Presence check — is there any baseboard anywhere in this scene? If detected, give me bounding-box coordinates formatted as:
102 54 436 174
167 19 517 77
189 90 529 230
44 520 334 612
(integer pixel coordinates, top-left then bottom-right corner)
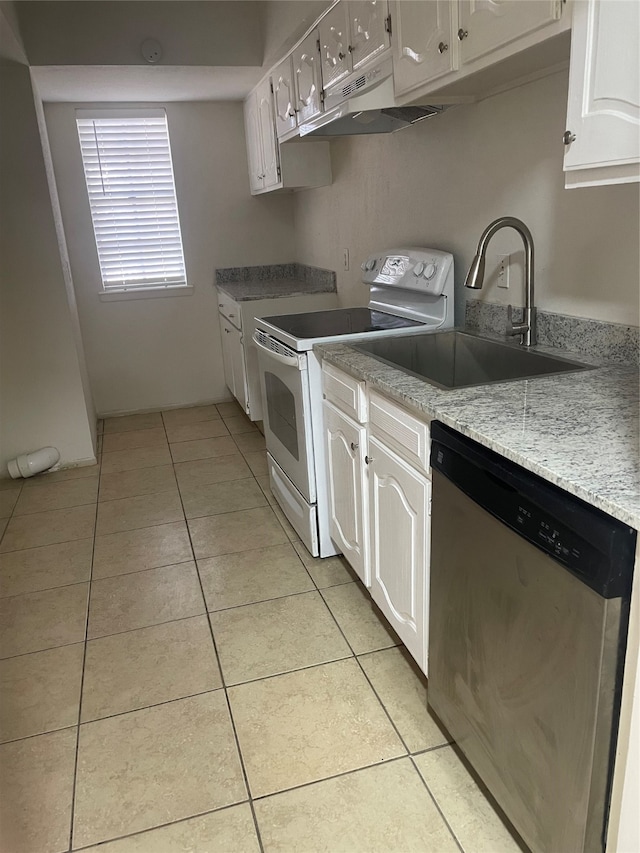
97 397 235 419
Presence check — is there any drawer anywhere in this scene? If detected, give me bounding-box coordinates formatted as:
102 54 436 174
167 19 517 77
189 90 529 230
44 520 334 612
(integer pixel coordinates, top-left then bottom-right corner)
369 391 430 476
322 362 367 424
217 291 241 329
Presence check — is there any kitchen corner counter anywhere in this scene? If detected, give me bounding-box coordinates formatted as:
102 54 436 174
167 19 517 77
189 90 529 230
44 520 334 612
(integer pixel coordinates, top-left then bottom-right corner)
216 278 336 301
316 340 640 529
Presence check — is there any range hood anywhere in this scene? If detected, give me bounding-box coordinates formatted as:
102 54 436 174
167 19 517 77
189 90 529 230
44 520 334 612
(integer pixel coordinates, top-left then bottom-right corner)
298 63 445 138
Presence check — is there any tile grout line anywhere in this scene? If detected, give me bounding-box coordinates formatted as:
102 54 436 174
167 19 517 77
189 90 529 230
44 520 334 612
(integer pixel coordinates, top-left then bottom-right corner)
68 438 102 852
408 752 466 853
167 410 267 853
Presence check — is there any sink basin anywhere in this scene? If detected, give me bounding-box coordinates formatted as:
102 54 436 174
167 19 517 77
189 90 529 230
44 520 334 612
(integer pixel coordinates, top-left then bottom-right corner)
353 331 591 389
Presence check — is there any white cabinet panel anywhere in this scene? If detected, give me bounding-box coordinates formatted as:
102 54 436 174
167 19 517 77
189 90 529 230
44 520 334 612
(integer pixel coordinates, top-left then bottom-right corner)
256 78 280 189
324 400 369 585
319 2 352 90
458 0 561 65
220 319 248 414
243 92 264 193
391 0 456 95
293 30 323 126
349 0 390 71
369 435 429 672
564 0 640 187
273 56 297 140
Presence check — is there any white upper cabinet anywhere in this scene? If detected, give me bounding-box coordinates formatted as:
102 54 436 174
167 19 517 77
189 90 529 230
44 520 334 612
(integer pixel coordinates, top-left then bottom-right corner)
244 75 331 196
391 0 569 102
244 80 280 193
273 56 298 139
292 30 324 126
320 1 390 94
457 0 561 66
319 2 352 91
349 0 391 71
391 0 457 96
563 0 640 188
256 78 280 188
243 92 264 193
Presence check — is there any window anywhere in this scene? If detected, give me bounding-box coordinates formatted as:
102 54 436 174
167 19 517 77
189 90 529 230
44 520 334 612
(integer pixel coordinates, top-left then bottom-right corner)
76 109 188 295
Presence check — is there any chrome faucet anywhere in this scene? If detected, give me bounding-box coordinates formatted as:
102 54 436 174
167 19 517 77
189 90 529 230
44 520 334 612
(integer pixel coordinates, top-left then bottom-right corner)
464 216 536 347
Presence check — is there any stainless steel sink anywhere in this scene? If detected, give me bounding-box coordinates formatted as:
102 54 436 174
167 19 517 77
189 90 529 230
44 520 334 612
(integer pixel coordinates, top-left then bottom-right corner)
353 331 591 389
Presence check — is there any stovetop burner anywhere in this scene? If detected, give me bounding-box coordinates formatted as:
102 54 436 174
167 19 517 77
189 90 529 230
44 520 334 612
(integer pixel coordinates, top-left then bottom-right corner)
260 307 424 339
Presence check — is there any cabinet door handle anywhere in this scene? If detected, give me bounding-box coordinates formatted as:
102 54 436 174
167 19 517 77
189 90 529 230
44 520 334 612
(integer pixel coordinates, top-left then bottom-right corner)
228 313 235 318
224 328 230 334
438 42 448 54
365 455 373 465
563 130 576 145
457 28 468 40
350 442 358 452
338 51 346 60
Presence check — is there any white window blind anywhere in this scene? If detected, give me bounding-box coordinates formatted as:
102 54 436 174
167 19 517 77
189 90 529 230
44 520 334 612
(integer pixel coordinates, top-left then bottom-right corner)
76 110 188 292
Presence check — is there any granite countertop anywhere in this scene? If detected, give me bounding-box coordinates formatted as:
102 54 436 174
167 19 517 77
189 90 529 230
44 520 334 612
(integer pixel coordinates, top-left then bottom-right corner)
216 278 336 301
316 338 640 529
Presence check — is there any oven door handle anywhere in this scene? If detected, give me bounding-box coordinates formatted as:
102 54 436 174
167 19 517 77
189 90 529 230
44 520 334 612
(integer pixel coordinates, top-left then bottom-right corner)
252 330 301 368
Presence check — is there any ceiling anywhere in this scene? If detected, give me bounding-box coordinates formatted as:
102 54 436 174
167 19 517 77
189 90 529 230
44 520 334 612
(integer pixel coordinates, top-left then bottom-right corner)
5 0 331 102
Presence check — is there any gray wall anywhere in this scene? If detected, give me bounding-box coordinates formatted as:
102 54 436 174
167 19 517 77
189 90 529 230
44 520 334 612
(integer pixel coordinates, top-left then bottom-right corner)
0 63 95 471
293 70 640 327
45 100 297 415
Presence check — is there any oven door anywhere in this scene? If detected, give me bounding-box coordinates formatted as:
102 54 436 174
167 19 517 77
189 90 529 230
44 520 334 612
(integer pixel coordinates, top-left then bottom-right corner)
253 331 316 503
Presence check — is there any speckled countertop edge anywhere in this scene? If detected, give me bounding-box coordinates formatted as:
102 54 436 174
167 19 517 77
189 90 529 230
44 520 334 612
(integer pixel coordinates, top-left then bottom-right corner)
216 278 337 301
316 336 640 529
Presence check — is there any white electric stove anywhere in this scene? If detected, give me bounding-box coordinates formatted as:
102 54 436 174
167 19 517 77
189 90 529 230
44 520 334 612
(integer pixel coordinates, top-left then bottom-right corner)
252 248 454 557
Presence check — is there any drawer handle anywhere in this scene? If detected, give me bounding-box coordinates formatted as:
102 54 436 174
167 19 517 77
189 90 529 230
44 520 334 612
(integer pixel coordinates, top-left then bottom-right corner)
350 442 358 452
365 455 373 465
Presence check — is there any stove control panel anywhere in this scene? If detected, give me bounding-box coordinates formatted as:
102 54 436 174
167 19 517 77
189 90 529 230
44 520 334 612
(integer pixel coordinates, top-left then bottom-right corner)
361 247 453 296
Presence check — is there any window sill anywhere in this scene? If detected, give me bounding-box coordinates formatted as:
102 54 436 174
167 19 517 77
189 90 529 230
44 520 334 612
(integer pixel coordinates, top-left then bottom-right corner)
99 285 194 302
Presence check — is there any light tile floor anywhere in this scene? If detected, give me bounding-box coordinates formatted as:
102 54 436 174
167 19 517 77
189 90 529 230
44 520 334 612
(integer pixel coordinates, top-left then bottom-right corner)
0 402 526 853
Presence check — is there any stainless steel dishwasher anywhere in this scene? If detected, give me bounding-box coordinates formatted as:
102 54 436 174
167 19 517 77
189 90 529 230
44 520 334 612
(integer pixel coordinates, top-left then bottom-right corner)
428 422 636 853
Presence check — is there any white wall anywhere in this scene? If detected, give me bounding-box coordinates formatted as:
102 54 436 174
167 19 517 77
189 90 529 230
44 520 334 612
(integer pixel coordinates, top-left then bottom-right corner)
0 63 95 472
44 100 296 415
293 70 640 327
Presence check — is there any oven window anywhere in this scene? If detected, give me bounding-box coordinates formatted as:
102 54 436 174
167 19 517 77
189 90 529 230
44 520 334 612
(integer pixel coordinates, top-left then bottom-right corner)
265 372 299 460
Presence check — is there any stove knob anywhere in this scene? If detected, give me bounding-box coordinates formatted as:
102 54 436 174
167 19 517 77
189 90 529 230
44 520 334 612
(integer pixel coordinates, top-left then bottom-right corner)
360 261 368 271
423 263 437 280
367 258 377 271
413 262 425 276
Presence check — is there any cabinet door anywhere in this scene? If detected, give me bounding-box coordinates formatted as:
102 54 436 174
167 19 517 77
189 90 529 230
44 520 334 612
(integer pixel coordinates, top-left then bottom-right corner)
293 30 323 125
220 320 248 414
256 78 280 188
368 435 429 672
220 318 237 399
391 0 456 95
324 401 369 585
349 0 390 71
319 2 352 91
272 56 297 139
243 92 264 192
458 0 560 66
564 0 640 186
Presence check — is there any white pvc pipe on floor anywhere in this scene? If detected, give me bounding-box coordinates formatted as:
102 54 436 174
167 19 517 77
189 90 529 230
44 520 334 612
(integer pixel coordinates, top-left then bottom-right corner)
7 446 60 479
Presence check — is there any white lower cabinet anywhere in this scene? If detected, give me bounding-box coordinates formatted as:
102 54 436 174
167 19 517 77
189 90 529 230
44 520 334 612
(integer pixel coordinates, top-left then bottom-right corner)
322 361 431 673
368 435 430 673
323 400 369 585
220 319 248 415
